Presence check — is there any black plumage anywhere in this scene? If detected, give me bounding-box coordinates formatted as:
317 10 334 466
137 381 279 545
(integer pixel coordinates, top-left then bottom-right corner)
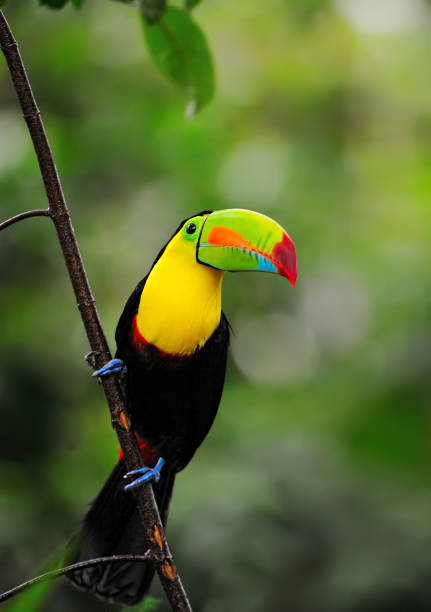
68 216 230 605
116 274 229 471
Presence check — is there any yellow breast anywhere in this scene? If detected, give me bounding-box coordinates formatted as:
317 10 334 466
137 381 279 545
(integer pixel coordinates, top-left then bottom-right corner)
136 231 224 356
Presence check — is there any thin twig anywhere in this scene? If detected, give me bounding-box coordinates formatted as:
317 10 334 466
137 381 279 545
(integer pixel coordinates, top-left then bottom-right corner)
0 10 192 611
0 552 152 603
0 208 50 231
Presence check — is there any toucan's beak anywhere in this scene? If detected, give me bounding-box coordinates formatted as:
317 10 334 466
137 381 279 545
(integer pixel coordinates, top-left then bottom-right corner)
197 209 297 286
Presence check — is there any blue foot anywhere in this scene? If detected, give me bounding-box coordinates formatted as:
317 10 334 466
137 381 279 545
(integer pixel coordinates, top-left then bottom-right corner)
92 358 127 378
123 457 165 491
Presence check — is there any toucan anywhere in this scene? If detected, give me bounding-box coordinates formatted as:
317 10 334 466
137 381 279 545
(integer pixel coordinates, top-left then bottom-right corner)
67 208 297 605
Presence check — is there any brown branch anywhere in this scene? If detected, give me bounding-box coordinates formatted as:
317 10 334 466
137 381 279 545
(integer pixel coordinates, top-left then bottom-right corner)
0 10 192 612
0 208 50 231
0 552 152 603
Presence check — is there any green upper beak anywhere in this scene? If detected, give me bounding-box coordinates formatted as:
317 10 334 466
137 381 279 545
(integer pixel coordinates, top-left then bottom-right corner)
197 209 297 286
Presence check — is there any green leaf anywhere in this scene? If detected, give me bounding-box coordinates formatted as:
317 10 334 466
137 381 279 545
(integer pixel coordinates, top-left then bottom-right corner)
111 0 141 8
38 0 69 8
70 0 84 8
143 6 215 116
4 578 53 612
184 0 202 10
4 552 66 612
124 596 162 611
141 0 167 24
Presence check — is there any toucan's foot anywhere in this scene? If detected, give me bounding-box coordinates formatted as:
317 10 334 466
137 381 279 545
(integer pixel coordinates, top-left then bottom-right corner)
92 358 127 378
123 457 165 491
84 351 100 369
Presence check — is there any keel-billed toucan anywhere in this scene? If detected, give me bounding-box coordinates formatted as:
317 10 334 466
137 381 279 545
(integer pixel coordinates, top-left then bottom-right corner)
68 208 297 605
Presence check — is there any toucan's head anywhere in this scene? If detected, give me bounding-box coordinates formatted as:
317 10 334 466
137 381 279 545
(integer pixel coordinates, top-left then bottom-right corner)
138 209 297 355
163 208 297 286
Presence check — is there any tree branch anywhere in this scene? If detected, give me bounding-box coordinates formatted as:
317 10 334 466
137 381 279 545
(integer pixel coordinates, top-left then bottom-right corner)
0 208 50 231
0 10 192 611
0 552 152 603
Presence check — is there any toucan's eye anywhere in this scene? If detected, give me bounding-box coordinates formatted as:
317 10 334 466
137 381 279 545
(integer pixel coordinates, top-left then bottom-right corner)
186 222 197 235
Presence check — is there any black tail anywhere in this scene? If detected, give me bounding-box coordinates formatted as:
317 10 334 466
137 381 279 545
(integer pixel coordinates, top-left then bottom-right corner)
67 459 175 606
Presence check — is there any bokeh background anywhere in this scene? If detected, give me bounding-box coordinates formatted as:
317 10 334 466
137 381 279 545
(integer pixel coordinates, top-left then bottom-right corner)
1 0 431 610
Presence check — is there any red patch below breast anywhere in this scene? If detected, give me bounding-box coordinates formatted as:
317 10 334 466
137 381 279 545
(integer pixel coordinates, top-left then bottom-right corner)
131 315 149 350
131 314 194 359
117 434 157 468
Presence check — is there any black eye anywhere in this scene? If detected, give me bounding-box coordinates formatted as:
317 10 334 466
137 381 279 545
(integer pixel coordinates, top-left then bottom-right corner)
186 222 197 235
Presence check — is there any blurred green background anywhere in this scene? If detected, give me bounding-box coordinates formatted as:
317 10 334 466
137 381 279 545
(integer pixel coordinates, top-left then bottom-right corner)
1 0 431 610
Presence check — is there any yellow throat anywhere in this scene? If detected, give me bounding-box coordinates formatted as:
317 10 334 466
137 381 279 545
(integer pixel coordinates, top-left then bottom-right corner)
136 229 224 356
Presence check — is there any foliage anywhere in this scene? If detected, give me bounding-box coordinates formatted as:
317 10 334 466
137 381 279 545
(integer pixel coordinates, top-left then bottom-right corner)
125 596 162 611
142 7 214 116
4 552 67 612
38 0 214 114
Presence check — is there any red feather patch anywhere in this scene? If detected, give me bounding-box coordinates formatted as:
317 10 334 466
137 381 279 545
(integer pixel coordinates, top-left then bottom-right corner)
117 434 157 468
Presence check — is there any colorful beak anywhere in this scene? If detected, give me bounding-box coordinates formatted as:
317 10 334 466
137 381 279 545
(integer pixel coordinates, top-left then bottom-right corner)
197 209 297 286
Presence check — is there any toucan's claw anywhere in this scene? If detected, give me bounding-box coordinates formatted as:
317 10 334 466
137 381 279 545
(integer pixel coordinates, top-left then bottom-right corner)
123 457 165 491
92 358 127 378
123 466 152 478
84 351 100 369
